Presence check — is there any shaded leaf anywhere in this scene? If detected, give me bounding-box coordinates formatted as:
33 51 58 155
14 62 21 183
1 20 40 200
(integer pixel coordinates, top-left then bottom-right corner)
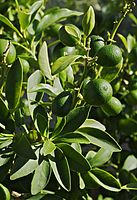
52 55 81 75
0 14 22 38
0 97 9 125
13 132 37 160
6 59 23 110
117 33 128 50
122 183 137 190
62 105 90 134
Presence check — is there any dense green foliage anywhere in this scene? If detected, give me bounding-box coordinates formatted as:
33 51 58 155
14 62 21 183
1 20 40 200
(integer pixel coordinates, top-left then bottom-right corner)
0 0 137 199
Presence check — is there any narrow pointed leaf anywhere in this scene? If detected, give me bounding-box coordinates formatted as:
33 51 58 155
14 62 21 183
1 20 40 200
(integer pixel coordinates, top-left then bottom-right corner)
80 119 106 131
82 6 95 36
31 160 51 195
49 148 71 191
78 127 121 152
52 55 81 75
6 59 23 110
0 97 9 125
57 143 91 172
38 41 52 80
0 14 22 38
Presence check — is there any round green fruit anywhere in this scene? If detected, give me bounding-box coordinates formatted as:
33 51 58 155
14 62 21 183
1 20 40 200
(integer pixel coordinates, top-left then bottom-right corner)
83 78 113 106
97 44 122 67
59 25 79 47
0 39 16 64
101 96 122 116
52 91 73 117
90 35 105 56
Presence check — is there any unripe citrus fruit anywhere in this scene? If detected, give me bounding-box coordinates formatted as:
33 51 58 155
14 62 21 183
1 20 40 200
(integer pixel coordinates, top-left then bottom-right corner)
52 91 73 117
101 96 122 116
0 39 16 64
97 44 122 67
83 78 113 106
59 25 79 47
90 35 104 56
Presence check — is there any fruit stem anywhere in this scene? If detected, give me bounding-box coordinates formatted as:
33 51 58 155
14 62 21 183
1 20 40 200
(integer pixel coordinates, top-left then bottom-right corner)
109 2 135 42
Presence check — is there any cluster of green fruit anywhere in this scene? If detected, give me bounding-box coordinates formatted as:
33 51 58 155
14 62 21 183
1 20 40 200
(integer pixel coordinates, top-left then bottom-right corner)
83 78 122 117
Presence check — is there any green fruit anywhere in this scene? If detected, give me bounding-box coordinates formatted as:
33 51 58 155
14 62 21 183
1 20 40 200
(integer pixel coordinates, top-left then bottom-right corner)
0 39 16 64
83 78 113 106
52 91 73 117
101 96 122 116
126 89 137 105
59 25 79 47
97 44 122 67
90 35 104 56
0 184 10 200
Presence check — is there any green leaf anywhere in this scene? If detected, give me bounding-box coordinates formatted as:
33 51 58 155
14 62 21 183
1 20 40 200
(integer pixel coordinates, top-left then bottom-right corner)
117 33 128 50
61 105 90 134
86 148 113 167
127 34 136 53
18 8 30 30
0 184 10 200
80 119 106 131
0 97 9 125
36 7 83 34
82 169 121 192
27 70 43 117
41 139 56 156
38 41 52 80
29 1 43 23
82 6 95 36
13 132 37 160
65 24 81 40
6 59 23 110
122 155 137 171
128 13 137 24
31 160 51 195
101 58 123 82
57 143 91 173
52 55 81 75
10 156 38 180
33 105 48 136
26 194 45 200
53 132 90 144
28 83 59 97
49 148 71 191
0 14 22 38
78 127 121 152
